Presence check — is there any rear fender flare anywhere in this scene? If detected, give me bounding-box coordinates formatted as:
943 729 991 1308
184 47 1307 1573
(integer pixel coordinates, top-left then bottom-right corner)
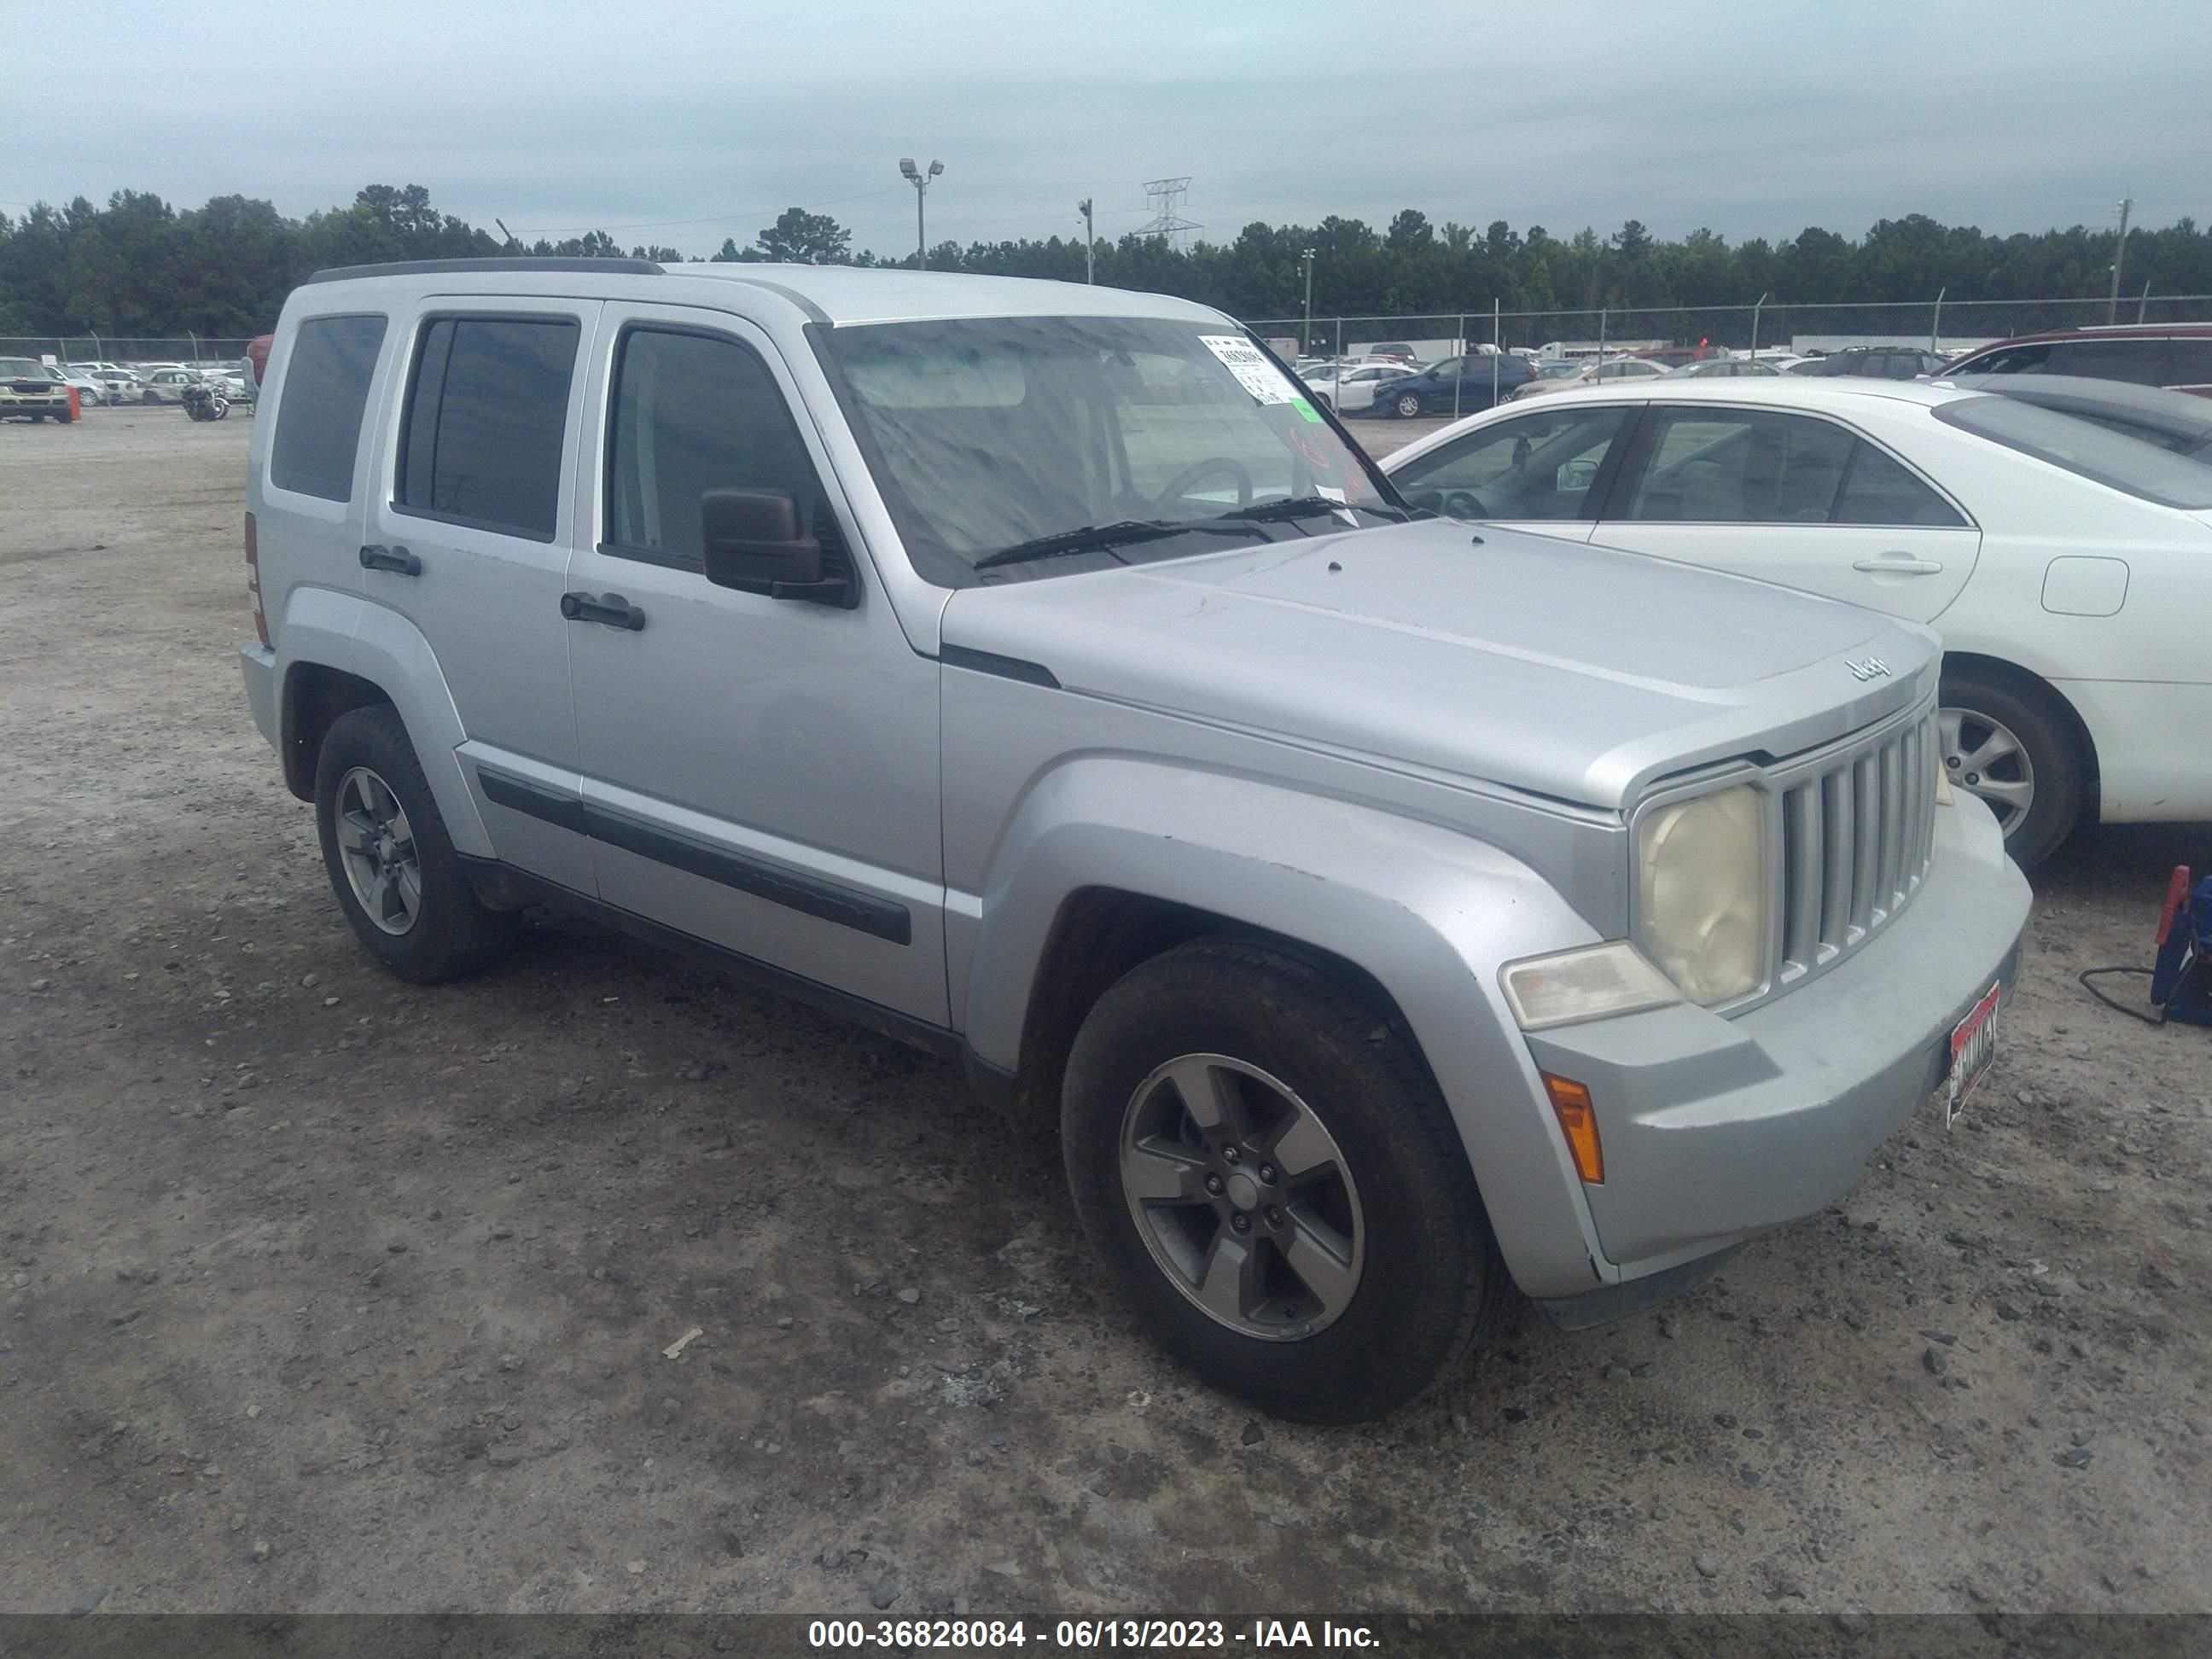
276 586 491 856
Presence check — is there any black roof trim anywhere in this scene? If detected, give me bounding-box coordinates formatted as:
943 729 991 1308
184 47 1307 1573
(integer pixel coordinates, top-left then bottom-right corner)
305 257 665 285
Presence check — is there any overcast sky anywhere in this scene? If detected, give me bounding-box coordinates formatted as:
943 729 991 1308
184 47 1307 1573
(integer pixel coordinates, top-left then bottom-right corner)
5 1 2207 259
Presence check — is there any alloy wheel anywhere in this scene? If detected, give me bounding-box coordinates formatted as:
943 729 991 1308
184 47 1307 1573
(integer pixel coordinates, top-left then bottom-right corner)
1119 1053 1365 1342
334 765 422 934
1939 704 2034 837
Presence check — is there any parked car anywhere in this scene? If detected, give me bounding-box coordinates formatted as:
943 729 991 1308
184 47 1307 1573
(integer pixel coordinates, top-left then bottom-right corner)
1946 373 2212 461
1381 377 2212 865
1368 352 1536 417
1939 323 2212 398
1664 358 1784 378
241 259 2027 1421
1788 346 1950 380
198 364 252 400
137 368 207 405
92 370 144 404
0 358 76 422
1301 361 1416 413
54 364 109 405
1363 341 1418 364
1511 356 1671 400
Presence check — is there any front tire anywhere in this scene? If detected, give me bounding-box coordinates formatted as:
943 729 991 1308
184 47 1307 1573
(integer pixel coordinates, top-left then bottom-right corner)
1391 390 1425 419
1062 937 1505 1422
1938 667 2086 870
314 704 520 982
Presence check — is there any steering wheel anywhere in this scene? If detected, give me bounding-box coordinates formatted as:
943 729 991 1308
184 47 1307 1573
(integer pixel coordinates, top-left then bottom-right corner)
1440 490 1492 519
1150 457 1254 514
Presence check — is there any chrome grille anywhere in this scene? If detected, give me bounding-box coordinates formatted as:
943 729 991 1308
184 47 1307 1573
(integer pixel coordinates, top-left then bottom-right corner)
1775 703 1938 989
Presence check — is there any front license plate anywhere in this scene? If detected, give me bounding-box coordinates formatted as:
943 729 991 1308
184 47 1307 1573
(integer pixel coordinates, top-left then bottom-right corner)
1945 981 2002 1126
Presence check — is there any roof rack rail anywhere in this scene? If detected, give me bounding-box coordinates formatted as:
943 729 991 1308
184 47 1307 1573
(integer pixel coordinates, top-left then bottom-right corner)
305 256 665 284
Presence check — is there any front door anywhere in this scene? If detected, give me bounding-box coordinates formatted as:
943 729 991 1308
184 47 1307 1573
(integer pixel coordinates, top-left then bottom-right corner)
1385 400 1636 538
563 307 946 1026
1590 404 1982 623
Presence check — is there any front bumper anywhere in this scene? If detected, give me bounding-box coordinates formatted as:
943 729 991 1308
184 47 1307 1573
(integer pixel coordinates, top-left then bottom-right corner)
1522 791 2029 1300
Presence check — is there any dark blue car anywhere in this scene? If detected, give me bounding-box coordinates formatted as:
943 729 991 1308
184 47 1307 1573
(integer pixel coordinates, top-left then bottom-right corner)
1366 352 1536 418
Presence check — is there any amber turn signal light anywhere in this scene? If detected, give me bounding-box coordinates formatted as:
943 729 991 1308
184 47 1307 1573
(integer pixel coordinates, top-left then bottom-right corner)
1541 1072 1604 1185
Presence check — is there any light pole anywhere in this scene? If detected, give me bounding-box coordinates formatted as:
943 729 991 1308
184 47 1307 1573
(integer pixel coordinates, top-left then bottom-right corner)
2106 195 2133 323
899 157 943 270
1301 247 1316 352
1078 197 1095 284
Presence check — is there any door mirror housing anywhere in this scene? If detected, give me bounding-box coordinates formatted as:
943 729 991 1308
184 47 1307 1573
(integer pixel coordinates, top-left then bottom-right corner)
700 488 849 604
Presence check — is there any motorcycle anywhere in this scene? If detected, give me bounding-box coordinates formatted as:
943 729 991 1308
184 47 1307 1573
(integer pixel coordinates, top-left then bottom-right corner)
181 381 230 422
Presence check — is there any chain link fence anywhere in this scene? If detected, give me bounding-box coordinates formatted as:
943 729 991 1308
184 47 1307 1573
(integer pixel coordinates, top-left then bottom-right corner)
1 336 257 366
1244 294 2212 361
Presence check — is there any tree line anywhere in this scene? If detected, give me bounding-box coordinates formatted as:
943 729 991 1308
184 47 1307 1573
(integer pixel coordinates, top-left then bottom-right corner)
4 182 2206 341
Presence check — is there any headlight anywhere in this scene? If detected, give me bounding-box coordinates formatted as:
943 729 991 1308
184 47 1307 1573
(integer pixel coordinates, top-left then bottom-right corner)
1636 783 1768 1004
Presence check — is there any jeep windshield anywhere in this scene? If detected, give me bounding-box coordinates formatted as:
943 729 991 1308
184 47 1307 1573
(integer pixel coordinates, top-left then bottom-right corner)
815 316 1404 585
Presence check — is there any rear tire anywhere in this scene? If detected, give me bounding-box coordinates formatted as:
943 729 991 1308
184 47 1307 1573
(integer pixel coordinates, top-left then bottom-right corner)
314 704 520 983
1938 667 2086 870
1062 936 1505 1422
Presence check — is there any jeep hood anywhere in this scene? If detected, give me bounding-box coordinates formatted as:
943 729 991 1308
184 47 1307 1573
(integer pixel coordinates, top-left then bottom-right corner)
939 518 1938 810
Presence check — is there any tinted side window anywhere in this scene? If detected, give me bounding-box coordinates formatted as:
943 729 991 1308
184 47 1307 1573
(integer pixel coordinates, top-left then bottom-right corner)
1626 410 1854 522
2161 340 2212 386
270 314 387 501
397 316 579 540
606 328 829 568
2042 339 2168 386
1833 445 1967 526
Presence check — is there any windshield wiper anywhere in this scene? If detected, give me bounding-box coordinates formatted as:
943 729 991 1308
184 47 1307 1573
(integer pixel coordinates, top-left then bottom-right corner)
971 518 1254 572
1214 496 1414 526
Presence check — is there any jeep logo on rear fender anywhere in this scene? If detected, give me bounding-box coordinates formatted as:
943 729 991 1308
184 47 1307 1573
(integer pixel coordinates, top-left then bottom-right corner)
1847 656 1891 682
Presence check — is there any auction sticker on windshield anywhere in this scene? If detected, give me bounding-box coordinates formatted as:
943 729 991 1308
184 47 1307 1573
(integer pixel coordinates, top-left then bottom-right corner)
1200 334 1300 405
1945 981 2000 1126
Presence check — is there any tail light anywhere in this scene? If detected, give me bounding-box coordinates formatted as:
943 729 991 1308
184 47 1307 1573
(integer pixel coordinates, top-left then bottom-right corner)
245 512 269 647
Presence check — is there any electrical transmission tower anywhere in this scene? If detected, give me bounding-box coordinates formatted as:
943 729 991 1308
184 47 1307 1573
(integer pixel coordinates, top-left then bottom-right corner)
1139 177 1201 248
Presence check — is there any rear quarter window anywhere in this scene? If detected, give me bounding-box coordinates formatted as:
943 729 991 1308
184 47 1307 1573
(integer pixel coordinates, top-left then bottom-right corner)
1936 393 2212 509
268 315 387 502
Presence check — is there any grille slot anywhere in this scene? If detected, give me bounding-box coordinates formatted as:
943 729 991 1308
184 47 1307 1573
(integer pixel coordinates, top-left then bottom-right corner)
1774 705 1938 988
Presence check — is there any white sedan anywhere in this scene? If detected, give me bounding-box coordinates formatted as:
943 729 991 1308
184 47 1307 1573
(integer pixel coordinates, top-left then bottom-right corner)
1300 361 1416 413
1379 376 2212 865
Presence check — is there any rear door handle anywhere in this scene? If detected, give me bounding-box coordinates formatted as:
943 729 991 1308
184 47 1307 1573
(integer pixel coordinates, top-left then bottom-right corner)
560 590 646 631
1852 554 1943 575
358 544 422 576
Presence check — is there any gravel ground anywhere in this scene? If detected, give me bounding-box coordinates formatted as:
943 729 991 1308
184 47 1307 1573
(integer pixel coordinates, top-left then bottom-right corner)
2 409 2209 1620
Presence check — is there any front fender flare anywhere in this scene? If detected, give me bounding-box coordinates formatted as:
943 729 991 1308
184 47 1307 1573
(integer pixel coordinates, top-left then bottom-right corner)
959 757 1616 1298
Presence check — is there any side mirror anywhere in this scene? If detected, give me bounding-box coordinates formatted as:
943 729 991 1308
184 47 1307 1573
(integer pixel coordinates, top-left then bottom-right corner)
700 488 848 604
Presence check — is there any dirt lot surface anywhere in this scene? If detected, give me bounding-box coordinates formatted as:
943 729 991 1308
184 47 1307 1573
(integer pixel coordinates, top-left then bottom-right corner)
3 410 2209 1621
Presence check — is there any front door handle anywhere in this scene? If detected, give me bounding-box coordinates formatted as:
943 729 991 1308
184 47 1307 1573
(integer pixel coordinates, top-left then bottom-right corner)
560 590 646 631
358 544 422 576
1852 554 1943 575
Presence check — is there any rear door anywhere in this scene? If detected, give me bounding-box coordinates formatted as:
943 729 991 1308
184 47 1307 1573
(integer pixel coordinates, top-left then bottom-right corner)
1385 399 1636 538
359 298 602 893
1588 403 1982 622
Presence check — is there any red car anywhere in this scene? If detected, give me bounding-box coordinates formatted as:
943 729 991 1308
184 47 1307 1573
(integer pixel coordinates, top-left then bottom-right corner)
1941 323 2212 398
